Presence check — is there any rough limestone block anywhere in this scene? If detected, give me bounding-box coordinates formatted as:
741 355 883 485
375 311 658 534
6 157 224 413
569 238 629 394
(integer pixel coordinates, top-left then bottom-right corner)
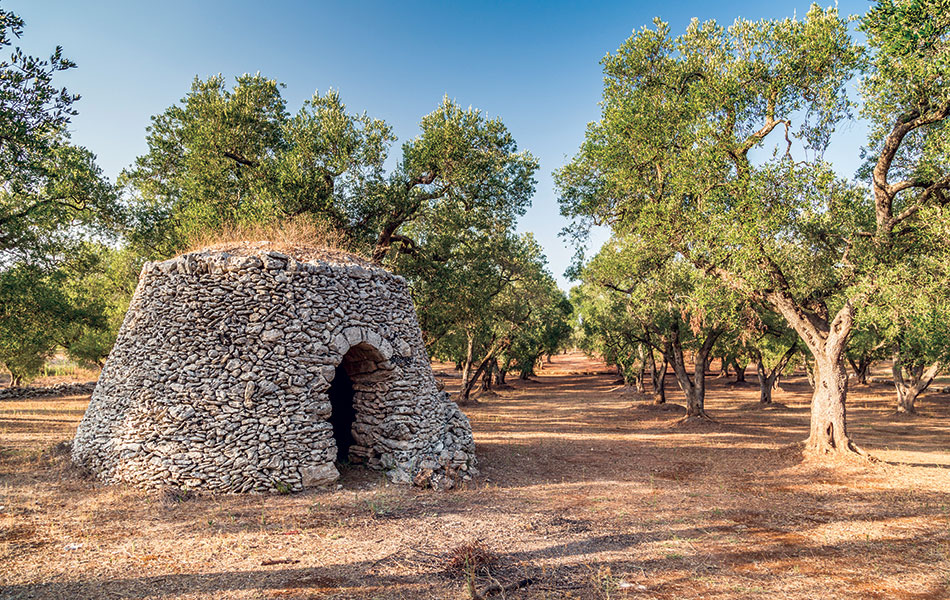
300 463 340 487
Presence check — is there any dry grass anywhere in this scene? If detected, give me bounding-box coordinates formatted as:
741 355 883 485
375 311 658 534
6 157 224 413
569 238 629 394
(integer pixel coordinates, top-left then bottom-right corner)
445 540 498 575
2 353 950 599
183 217 373 267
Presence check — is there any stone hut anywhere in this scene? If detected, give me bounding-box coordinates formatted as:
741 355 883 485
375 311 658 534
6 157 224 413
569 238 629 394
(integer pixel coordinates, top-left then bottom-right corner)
72 244 476 493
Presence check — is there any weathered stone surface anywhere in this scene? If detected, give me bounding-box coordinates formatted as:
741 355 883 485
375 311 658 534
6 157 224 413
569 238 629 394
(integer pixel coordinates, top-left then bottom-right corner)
72 246 477 494
300 463 340 487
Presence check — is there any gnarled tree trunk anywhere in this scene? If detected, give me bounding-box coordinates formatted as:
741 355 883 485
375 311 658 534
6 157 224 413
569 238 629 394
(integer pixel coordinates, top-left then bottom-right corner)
644 348 666 404
635 350 647 394
892 357 941 415
754 345 797 404
848 356 873 385
808 356 852 451
734 360 747 383
716 355 732 379
665 329 721 419
460 347 499 403
755 359 773 404
460 333 474 395
767 293 859 454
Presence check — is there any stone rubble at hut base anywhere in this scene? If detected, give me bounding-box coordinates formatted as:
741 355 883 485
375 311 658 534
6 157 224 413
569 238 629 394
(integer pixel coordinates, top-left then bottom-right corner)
71 246 477 493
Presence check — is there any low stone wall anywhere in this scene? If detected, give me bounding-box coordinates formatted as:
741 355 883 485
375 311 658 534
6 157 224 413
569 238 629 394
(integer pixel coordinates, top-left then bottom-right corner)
72 248 477 493
0 382 97 400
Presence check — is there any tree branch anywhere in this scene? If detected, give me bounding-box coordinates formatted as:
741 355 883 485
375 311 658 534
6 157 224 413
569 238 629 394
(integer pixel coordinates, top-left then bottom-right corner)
222 151 258 167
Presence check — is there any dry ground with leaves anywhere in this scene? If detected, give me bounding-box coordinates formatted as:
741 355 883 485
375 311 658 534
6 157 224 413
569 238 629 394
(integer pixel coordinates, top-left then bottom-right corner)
2 352 949 599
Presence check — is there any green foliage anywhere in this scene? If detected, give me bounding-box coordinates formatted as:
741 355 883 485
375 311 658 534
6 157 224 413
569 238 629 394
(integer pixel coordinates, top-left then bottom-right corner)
372 97 537 263
61 244 143 367
123 79 537 264
861 0 950 137
122 80 542 369
575 235 740 363
408 232 566 366
862 227 950 369
559 1 950 443
122 76 393 255
571 280 645 384
859 0 950 247
0 263 101 384
556 6 864 289
499 273 572 379
0 6 119 262
0 6 122 384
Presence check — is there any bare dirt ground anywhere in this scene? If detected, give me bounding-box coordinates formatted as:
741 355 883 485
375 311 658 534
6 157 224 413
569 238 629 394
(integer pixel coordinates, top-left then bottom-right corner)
2 352 950 599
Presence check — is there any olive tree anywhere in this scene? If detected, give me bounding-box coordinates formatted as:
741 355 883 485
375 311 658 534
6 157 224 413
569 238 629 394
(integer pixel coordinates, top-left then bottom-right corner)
0 7 118 263
557 1 950 454
578 236 741 418
123 79 537 264
0 6 120 383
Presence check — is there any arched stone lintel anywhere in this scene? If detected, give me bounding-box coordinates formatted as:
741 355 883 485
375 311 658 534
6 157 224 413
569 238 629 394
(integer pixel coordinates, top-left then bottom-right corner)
329 326 395 363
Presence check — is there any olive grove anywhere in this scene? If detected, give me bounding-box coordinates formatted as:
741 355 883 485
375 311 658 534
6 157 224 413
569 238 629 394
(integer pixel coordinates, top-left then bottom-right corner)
557 0 950 454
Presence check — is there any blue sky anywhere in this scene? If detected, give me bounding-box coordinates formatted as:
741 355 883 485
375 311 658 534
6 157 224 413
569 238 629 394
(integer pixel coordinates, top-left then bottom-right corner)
13 0 872 288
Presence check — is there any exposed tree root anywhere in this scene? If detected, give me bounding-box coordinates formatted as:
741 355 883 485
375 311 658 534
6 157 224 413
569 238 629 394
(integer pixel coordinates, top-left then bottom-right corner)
803 437 878 463
674 412 719 427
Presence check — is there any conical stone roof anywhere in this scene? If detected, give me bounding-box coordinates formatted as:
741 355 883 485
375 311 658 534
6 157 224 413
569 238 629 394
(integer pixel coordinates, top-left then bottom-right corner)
72 246 476 493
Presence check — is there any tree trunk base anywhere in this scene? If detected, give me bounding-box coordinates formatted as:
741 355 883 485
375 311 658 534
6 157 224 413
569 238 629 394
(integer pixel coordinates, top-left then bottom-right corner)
675 411 717 426
895 402 918 416
803 436 875 461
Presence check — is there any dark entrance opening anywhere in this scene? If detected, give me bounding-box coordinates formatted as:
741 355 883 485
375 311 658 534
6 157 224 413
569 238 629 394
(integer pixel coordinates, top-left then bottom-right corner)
327 364 357 462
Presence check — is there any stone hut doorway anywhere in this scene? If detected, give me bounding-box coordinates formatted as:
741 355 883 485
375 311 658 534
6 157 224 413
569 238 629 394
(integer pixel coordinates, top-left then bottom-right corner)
327 364 356 462
326 340 391 466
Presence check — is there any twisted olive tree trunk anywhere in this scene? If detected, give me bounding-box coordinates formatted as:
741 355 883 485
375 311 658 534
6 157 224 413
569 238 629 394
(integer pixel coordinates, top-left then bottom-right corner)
635 348 647 394
460 332 474 396
767 292 858 454
644 347 667 404
734 359 747 383
848 356 873 385
754 345 797 404
892 357 941 414
716 355 733 379
664 329 722 419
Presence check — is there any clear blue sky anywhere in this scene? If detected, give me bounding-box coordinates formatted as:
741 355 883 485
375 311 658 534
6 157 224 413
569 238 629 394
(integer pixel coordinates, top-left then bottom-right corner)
13 0 872 288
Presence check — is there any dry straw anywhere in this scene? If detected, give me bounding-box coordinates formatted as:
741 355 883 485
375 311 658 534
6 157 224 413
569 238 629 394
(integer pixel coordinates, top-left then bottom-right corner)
183 217 375 267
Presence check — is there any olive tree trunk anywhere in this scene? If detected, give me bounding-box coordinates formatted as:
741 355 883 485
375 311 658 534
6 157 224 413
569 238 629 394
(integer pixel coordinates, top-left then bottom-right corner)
848 356 873 385
460 332 474 394
664 329 721 419
460 335 504 404
734 359 747 383
767 293 858 454
644 348 667 404
635 348 647 394
754 345 797 404
891 358 941 415
716 355 733 379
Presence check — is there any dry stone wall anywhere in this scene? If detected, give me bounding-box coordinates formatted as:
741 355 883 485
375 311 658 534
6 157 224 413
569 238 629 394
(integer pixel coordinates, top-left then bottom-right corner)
72 247 476 493
0 382 97 400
